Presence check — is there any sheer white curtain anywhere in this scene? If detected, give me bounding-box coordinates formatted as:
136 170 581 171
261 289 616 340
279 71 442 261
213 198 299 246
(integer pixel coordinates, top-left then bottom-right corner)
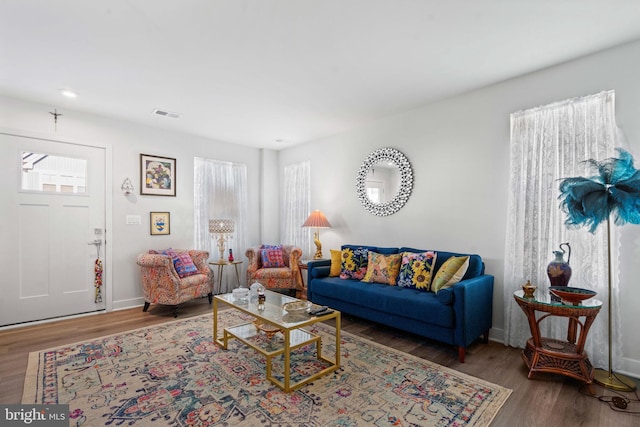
504 90 622 370
194 157 248 293
282 161 311 258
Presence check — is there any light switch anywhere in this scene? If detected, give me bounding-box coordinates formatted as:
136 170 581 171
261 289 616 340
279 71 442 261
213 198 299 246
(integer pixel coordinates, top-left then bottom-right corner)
126 215 142 225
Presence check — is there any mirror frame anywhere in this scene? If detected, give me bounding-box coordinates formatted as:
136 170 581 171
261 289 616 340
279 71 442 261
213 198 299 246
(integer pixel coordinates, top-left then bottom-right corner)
355 147 413 216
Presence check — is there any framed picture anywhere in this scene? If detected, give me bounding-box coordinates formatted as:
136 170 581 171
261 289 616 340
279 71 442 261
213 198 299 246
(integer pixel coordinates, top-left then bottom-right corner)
150 212 170 235
140 154 176 196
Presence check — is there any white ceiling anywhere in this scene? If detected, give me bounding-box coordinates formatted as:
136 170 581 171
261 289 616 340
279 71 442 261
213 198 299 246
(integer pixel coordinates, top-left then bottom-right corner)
2 1 640 150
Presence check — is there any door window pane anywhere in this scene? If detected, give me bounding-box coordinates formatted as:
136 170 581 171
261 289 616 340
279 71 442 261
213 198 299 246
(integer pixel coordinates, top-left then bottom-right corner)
21 152 87 194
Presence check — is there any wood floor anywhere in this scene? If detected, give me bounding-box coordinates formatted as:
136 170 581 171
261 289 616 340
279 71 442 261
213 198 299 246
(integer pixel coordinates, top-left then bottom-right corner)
1 297 638 426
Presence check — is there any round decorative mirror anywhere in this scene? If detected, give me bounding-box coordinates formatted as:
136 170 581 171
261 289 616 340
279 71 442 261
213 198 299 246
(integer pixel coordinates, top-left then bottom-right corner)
355 147 413 216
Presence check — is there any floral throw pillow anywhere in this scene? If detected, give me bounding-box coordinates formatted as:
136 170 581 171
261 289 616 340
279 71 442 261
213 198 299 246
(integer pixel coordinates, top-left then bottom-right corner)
260 244 285 268
397 251 437 291
362 252 402 285
340 247 369 280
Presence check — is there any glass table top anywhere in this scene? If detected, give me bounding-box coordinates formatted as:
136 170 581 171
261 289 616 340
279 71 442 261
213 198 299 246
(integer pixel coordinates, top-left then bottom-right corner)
215 290 329 328
514 289 603 309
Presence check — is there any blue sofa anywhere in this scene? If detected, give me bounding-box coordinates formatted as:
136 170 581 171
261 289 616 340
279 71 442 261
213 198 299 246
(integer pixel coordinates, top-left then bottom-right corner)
306 245 494 362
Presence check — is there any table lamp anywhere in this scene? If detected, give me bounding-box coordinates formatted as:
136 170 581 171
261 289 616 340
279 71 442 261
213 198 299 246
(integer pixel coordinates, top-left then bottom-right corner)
209 219 234 263
302 210 331 259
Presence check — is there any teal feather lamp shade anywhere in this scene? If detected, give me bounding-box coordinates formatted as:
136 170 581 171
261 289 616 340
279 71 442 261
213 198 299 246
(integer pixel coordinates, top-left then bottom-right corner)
558 148 639 391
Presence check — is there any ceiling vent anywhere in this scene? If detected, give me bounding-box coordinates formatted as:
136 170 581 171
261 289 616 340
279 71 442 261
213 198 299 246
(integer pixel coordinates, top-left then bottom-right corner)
153 109 181 119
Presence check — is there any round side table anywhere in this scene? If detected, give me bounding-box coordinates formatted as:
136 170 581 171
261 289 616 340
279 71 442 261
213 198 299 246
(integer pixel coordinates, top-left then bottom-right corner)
209 260 243 294
513 289 602 389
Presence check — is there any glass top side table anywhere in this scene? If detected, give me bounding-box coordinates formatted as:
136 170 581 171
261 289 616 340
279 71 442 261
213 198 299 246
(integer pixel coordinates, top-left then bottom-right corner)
513 289 602 389
209 260 243 294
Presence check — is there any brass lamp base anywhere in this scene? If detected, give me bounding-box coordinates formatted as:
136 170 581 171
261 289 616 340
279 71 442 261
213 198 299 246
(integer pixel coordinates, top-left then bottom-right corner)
593 368 637 392
312 231 323 259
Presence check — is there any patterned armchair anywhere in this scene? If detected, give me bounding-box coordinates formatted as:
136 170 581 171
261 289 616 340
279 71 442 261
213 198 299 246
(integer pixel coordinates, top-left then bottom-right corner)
245 245 303 296
136 249 213 317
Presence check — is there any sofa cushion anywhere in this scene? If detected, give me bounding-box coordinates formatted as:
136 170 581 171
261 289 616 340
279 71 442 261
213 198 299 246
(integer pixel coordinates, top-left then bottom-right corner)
329 249 342 277
260 244 285 268
310 277 454 328
399 248 483 279
342 244 399 255
339 246 369 280
362 252 402 285
432 256 470 292
397 251 437 291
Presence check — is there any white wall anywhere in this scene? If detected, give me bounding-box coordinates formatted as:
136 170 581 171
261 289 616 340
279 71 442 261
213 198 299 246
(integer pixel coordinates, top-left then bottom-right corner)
279 39 640 377
0 95 266 310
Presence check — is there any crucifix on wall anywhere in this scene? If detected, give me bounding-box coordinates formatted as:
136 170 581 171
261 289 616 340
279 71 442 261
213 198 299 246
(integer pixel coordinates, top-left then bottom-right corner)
49 108 63 132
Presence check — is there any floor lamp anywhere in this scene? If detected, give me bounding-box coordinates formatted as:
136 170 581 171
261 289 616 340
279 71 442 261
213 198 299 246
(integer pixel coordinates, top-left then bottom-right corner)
592 217 636 391
559 148 638 392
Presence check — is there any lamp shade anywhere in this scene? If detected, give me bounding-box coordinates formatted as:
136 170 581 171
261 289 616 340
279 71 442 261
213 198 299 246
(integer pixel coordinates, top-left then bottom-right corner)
302 210 331 228
209 219 234 234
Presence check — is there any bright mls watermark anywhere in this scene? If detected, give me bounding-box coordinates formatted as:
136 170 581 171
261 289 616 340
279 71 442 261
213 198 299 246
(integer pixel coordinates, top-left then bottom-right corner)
1 405 69 426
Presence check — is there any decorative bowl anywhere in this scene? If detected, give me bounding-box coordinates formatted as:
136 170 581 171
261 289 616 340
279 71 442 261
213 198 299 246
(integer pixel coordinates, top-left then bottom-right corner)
232 287 249 302
283 301 309 317
253 320 281 339
549 286 597 304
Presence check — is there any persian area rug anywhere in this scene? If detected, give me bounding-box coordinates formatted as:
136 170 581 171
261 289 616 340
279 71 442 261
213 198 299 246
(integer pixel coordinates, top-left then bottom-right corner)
23 311 511 427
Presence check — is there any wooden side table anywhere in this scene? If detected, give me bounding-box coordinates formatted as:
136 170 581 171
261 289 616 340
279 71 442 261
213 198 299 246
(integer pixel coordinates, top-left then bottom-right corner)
513 290 602 388
298 259 328 300
209 260 243 294
298 261 309 300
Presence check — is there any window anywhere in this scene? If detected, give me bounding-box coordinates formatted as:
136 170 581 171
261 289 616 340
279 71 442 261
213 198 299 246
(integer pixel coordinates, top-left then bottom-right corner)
504 90 618 369
21 152 87 194
194 158 248 292
282 161 311 258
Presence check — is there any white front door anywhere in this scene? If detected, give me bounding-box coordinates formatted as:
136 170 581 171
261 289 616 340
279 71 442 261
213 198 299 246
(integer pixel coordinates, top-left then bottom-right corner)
0 133 107 326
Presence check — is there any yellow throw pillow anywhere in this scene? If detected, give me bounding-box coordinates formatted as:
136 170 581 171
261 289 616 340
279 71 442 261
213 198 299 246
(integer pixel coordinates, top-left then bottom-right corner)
362 252 402 285
330 249 342 277
432 256 469 293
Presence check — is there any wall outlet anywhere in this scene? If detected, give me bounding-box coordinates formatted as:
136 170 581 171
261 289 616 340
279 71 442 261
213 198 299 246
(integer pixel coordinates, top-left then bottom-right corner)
126 215 142 225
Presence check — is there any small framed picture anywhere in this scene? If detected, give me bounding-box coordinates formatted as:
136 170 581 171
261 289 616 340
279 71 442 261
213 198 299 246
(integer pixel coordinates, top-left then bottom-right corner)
150 212 170 235
140 154 176 196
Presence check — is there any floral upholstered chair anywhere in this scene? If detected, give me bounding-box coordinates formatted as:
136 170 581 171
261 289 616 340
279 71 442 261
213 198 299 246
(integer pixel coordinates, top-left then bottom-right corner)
136 249 213 317
245 245 303 297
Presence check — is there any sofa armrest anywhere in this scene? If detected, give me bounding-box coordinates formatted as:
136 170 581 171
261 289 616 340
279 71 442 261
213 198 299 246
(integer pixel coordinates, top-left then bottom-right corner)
136 253 181 292
137 253 173 269
188 250 212 277
450 274 494 348
308 259 331 279
245 246 261 275
306 259 331 301
289 247 302 276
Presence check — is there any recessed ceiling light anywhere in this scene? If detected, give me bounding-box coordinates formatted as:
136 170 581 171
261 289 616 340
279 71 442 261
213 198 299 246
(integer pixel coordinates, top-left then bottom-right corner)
60 89 78 98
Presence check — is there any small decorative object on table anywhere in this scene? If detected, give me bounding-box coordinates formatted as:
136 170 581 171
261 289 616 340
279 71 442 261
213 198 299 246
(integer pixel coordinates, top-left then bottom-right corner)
283 301 309 318
253 320 281 339
549 286 596 305
522 280 536 298
547 242 571 286
232 287 249 303
228 248 234 262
